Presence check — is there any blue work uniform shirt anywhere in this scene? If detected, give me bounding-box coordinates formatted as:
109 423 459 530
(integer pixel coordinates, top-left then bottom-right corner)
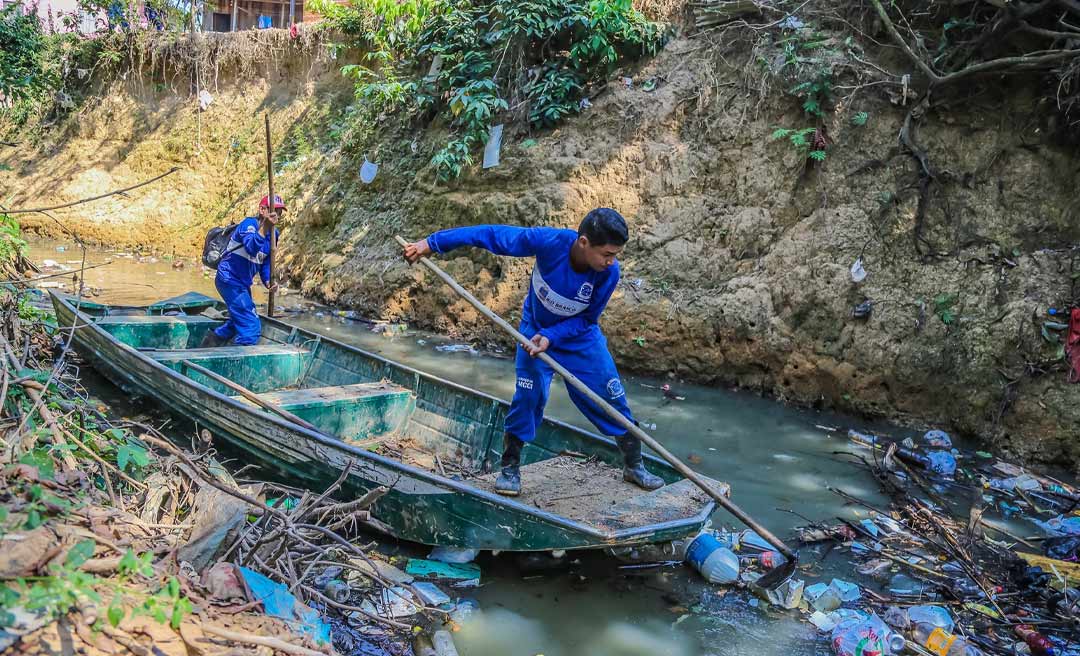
216 217 279 289
427 225 619 348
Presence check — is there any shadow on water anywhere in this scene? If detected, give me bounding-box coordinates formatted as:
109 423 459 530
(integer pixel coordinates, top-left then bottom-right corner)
30 238 921 655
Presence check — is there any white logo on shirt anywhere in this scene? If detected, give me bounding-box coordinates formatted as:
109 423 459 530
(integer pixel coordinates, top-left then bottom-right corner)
517 376 534 390
531 269 589 317
606 378 625 399
576 282 593 302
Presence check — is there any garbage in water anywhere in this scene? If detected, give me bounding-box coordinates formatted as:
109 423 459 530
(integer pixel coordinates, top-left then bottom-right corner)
434 343 478 355
428 546 479 563
760 577 804 609
431 629 460 656
922 429 952 448
805 581 842 612
905 605 955 632
448 598 480 625
359 586 420 619
346 557 414 585
791 419 1080 656
831 612 904 656
684 532 739 584
412 581 452 606
405 558 481 586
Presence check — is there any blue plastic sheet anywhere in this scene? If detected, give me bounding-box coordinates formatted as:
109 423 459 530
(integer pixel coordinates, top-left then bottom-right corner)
238 566 331 645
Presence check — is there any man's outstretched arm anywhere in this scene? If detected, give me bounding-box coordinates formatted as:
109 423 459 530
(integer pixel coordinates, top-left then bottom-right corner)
404 225 546 262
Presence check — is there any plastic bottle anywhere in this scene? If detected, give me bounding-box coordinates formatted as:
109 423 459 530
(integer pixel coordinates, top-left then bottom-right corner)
684 533 739 584
322 579 351 604
912 622 984 655
739 551 786 569
1048 308 1065 317
907 606 954 633
831 613 905 656
1014 625 1057 656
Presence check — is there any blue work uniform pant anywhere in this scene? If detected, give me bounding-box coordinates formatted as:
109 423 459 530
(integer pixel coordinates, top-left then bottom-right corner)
505 337 634 442
212 278 261 345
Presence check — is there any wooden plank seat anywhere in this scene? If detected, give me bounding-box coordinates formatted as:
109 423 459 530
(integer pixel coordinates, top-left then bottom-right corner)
233 382 415 442
148 344 311 394
96 314 221 350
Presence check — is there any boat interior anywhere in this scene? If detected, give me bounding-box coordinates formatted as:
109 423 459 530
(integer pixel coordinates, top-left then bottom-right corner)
78 294 719 531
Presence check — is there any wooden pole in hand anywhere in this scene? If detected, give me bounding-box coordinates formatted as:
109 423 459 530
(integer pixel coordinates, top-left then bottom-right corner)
264 113 277 318
394 235 799 568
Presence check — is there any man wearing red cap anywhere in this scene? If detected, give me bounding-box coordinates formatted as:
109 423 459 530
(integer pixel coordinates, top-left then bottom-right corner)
205 195 284 346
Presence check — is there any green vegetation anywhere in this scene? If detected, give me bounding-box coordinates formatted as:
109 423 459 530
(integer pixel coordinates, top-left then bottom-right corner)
770 127 826 161
0 217 194 638
0 5 47 104
0 214 28 264
933 293 958 325
314 0 665 179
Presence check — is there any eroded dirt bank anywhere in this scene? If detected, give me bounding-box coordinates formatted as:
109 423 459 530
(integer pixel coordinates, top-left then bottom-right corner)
2 27 1078 467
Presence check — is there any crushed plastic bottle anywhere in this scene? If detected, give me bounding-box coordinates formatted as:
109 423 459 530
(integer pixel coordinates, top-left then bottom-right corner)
889 573 931 596
907 605 955 633
989 473 1042 492
449 598 480 625
807 583 842 612
830 579 861 602
435 344 478 355
912 622 984 655
740 551 786 569
684 532 739 584
1033 515 1080 537
1015 624 1057 656
883 606 910 630
831 612 905 656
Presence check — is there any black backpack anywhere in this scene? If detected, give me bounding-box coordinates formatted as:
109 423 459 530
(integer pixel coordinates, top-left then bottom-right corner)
201 223 242 269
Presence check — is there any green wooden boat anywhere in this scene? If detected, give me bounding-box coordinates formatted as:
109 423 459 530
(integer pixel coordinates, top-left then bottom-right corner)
51 291 726 552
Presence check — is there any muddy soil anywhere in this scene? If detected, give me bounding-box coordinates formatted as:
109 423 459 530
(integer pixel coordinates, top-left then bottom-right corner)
3 25 1079 468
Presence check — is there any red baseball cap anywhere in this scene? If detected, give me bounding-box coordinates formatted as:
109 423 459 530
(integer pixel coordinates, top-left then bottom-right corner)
260 194 286 209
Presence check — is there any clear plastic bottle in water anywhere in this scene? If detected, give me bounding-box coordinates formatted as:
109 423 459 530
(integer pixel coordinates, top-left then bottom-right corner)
831 613 905 656
906 606 954 633
912 622 984 656
684 533 739 584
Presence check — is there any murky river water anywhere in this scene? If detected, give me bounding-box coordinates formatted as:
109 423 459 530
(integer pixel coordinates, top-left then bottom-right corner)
27 239 948 656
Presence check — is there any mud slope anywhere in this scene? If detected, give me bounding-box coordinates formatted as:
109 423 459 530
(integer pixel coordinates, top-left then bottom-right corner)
3 28 1078 467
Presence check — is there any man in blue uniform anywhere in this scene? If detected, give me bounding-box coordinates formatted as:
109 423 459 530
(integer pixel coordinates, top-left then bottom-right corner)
205 195 283 346
403 208 664 496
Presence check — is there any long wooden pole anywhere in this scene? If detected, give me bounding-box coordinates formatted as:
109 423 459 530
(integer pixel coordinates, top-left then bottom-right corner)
395 235 798 563
264 114 277 318
179 359 319 433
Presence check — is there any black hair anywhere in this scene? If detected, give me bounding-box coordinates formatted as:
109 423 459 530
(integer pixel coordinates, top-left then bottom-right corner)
578 208 628 247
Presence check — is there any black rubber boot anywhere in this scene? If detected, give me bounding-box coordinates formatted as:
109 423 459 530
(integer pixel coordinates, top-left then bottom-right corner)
495 433 523 497
197 330 226 348
616 434 664 490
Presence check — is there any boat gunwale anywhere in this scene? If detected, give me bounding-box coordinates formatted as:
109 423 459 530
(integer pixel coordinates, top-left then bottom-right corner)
51 292 717 542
